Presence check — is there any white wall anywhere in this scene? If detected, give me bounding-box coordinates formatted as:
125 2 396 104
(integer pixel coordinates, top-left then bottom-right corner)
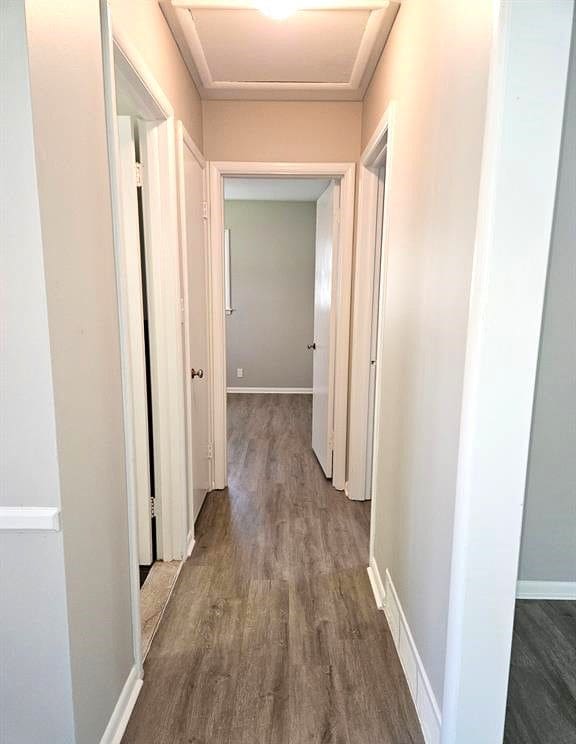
518 28 576 584
225 200 316 389
362 0 492 705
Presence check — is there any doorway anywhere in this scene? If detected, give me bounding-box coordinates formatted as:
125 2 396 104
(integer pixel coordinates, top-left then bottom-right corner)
208 163 356 493
176 124 213 533
348 105 394 505
102 16 190 674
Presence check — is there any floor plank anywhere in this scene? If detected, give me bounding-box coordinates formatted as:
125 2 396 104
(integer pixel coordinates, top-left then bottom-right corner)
504 599 576 744
122 393 423 744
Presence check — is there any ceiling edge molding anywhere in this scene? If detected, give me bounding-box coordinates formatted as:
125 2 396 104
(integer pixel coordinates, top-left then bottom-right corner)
160 0 401 101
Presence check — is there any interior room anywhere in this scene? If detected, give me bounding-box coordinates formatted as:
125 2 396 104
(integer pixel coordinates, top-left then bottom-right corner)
224 177 325 396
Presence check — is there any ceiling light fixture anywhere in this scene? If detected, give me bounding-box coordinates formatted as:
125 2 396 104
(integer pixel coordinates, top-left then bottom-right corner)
257 0 299 20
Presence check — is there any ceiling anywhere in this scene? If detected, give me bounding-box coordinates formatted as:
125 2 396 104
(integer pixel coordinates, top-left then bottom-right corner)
160 1 400 101
224 177 330 200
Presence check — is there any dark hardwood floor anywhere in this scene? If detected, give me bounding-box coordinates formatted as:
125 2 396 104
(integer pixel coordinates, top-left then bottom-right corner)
123 393 423 743
504 599 576 744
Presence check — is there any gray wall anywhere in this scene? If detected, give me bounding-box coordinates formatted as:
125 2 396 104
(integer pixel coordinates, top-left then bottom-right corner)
519 35 576 583
0 2 134 742
25 1 135 741
0 4 75 740
225 200 316 389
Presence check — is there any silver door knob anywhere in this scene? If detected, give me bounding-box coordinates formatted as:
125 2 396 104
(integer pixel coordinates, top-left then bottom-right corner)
191 368 204 379
307 343 316 350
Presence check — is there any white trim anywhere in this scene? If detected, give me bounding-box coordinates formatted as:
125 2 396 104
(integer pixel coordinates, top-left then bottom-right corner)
100 0 144 678
516 581 576 601
227 387 313 394
112 17 188 563
99 665 143 744
176 120 210 547
209 161 355 492
0 507 61 531
116 116 153 566
379 569 442 744
366 557 385 609
173 0 392 8
100 0 194 681
348 102 395 502
441 4 574 743
186 531 196 557
160 1 399 101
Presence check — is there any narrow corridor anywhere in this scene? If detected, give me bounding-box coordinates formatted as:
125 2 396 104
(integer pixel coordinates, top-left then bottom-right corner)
122 394 423 743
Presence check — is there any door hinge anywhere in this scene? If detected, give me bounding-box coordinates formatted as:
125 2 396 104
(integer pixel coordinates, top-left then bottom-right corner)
180 297 185 325
328 431 334 449
150 494 156 518
207 442 214 460
135 162 144 188
202 200 208 220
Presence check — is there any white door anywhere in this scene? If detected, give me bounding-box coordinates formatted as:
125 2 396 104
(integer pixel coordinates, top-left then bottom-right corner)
181 141 211 523
365 163 387 500
311 180 340 477
116 116 153 564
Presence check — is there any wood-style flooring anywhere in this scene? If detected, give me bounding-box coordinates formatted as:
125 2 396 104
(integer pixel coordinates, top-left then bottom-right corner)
504 599 576 744
122 394 423 743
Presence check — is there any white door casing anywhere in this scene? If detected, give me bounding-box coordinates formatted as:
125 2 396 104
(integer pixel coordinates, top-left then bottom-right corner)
116 116 153 565
364 163 387 502
348 103 394 502
207 161 355 492
312 181 340 477
179 126 212 523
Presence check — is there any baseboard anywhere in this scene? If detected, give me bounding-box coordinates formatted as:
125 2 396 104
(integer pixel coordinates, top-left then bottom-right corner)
99 665 143 744
516 580 576 600
226 387 313 394
367 556 386 609
367 557 441 744
186 531 195 558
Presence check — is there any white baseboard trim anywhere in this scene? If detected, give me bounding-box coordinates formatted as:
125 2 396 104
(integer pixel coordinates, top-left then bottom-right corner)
0 506 61 531
367 557 386 610
99 665 143 744
186 531 195 558
226 387 313 394
367 558 441 744
517 580 576 600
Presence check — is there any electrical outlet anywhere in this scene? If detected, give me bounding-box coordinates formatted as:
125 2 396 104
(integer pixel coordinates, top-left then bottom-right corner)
236 368 243 378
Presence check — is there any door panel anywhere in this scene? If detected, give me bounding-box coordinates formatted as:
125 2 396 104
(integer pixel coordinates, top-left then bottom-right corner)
116 116 152 564
365 163 387 500
312 181 339 477
182 144 211 523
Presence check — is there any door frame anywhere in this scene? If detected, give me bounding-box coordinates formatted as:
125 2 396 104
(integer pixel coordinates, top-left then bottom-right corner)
208 161 356 491
441 3 574 742
175 120 212 555
347 102 395 502
101 2 190 673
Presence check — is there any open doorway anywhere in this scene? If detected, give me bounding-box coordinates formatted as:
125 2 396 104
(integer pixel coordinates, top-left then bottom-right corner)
103 22 190 671
114 105 181 660
208 163 356 494
223 176 338 475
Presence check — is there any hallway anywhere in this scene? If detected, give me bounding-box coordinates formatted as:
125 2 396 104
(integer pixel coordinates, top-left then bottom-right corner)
122 394 423 743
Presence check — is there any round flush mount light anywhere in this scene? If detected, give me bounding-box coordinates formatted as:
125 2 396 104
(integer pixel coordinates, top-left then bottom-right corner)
257 0 299 19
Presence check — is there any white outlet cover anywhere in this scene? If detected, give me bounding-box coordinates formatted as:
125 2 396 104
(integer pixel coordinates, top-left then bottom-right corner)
237 368 243 378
